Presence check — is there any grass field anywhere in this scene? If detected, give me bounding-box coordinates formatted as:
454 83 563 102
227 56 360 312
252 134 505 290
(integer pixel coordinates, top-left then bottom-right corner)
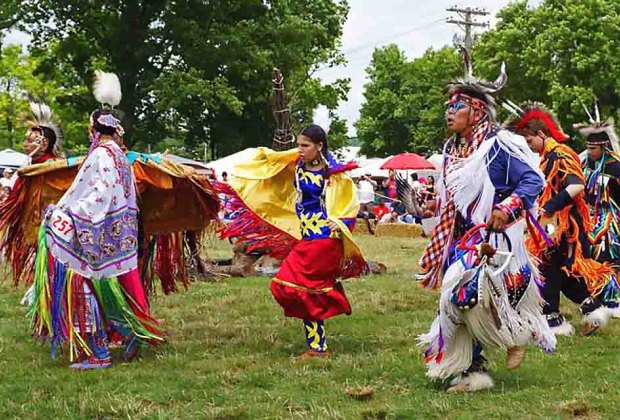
1 234 620 419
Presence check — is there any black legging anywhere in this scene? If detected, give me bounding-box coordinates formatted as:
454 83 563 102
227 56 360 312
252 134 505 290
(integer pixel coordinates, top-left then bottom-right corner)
541 244 598 315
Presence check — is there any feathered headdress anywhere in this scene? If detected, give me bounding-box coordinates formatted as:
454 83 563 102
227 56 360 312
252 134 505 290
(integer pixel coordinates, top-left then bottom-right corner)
26 98 64 157
93 70 122 108
573 102 620 153
90 70 124 137
503 100 569 142
445 46 508 122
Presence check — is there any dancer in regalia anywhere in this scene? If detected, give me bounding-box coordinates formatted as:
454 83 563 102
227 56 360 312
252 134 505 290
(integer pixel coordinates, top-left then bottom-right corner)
0 91 220 296
576 109 620 317
0 100 65 286
30 71 164 369
417 48 555 393
218 124 366 361
506 101 615 335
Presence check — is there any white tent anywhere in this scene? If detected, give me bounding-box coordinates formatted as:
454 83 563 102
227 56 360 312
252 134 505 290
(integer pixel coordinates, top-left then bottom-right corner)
349 157 391 178
427 153 443 171
0 149 28 169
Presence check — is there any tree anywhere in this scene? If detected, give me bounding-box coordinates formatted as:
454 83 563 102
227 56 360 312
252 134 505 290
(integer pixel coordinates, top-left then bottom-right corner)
357 0 620 155
475 0 620 147
356 45 460 157
0 0 21 37
21 0 350 158
0 44 88 152
355 45 411 157
326 113 349 152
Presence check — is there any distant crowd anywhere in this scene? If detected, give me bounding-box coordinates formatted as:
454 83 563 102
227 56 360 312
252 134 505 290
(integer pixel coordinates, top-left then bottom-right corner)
355 169 437 225
0 168 15 202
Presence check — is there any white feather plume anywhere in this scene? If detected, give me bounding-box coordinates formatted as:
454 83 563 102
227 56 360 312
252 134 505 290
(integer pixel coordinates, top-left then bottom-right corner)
93 70 122 107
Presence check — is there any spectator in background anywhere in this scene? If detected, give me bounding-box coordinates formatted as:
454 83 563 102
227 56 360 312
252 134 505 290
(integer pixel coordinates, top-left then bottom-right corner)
421 175 437 202
373 198 390 220
0 186 11 202
221 171 228 183
382 169 397 200
410 173 422 193
390 199 407 216
379 210 400 224
357 173 376 215
0 168 14 188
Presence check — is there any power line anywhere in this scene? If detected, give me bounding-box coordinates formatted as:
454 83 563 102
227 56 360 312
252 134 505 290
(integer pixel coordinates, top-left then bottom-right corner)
315 17 445 73
342 17 445 57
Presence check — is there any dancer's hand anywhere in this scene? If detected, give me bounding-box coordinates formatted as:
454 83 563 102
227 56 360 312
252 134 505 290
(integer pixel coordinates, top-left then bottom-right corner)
479 242 497 258
487 209 508 232
327 220 341 234
538 208 551 219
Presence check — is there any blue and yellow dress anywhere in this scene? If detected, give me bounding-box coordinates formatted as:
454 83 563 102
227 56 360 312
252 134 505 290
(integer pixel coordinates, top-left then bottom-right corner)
219 147 367 353
270 163 354 321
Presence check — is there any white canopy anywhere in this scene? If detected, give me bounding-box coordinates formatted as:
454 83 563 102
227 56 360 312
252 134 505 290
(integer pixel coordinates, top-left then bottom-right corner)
349 157 391 178
427 153 443 171
0 149 28 169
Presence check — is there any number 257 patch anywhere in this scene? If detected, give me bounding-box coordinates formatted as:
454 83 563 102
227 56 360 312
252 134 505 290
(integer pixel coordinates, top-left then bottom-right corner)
49 208 75 241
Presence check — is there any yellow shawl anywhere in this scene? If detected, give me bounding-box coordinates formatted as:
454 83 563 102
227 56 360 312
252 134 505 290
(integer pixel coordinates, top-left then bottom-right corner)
228 147 366 276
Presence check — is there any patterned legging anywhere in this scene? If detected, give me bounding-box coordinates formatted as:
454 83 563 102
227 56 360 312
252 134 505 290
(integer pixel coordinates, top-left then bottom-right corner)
303 320 327 352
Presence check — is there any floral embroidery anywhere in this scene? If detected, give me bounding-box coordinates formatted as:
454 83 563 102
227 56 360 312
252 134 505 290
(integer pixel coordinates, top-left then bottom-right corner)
101 243 117 257
120 236 137 252
109 220 124 237
78 230 95 245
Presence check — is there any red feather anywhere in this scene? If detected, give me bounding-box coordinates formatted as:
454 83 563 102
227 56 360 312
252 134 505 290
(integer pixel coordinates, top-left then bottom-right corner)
512 109 568 142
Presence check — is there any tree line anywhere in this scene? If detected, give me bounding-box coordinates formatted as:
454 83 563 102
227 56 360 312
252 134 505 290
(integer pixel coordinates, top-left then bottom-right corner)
0 0 350 158
357 0 620 157
1 0 619 159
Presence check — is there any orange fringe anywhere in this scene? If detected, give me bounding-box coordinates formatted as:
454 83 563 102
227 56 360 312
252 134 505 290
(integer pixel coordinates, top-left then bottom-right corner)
527 139 612 296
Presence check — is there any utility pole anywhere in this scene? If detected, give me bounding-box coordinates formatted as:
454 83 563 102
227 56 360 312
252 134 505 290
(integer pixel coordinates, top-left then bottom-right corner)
446 6 489 50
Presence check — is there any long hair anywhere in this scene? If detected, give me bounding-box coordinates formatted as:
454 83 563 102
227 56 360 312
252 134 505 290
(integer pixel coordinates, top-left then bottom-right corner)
300 124 329 158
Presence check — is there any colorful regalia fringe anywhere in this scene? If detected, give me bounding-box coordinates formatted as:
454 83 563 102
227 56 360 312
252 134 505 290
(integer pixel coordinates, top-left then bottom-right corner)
0 151 220 295
216 182 298 260
585 153 620 261
527 139 614 296
153 233 190 294
139 233 190 295
216 182 367 279
0 177 37 285
30 224 164 361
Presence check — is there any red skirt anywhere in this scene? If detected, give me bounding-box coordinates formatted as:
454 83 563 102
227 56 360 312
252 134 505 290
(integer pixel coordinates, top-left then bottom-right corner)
271 238 351 321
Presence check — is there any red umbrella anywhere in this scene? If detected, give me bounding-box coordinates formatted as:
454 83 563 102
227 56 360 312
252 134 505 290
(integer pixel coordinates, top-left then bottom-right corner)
380 152 435 170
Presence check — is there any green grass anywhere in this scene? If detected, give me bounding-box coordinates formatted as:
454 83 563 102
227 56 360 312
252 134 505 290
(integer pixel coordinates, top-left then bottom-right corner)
1 234 620 419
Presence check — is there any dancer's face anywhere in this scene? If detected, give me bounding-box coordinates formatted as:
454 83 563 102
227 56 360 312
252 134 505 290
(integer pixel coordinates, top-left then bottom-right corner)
446 102 472 134
23 129 47 157
587 144 604 161
297 135 323 163
523 130 546 154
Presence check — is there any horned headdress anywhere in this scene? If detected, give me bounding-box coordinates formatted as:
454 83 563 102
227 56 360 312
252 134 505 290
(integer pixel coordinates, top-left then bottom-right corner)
445 46 508 122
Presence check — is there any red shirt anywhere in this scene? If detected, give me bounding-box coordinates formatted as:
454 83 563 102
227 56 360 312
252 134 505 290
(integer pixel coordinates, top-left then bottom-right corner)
373 204 390 219
384 178 397 199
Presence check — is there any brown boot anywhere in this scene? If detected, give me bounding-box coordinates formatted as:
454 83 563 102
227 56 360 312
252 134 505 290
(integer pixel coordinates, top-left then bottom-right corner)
292 349 330 363
506 346 526 370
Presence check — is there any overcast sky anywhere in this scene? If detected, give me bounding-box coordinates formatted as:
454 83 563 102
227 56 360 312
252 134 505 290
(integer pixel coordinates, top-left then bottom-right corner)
315 0 542 135
4 1 540 136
